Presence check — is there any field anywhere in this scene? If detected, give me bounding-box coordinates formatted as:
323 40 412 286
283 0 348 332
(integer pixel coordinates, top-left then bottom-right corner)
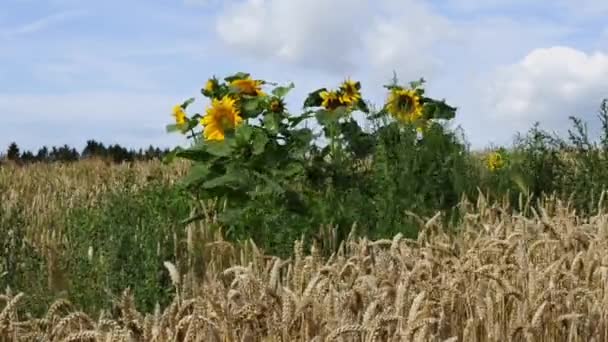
2 160 608 341
2 78 608 340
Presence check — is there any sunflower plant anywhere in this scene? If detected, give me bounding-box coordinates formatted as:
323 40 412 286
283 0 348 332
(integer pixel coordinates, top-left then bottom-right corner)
166 72 464 253
165 72 315 238
381 77 456 131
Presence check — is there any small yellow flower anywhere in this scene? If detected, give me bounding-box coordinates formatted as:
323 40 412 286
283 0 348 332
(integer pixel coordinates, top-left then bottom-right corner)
172 105 187 125
486 152 505 172
201 96 243 141
230 76 265 96
205 79 216 93
320 90 343 110
338 78 361 105
386 88 423 123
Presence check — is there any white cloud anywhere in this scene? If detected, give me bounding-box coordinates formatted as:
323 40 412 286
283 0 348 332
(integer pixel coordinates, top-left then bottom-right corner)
361 0 453 83
216 0 374 73
484 46 608 136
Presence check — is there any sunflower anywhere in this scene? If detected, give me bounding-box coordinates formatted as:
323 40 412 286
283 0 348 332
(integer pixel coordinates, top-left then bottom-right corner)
172 105 187 125
338 78 361 105
269 98 285 113
230 76 265 96
200 96 243 141
386 88 424 123
205 78 217 93
320 90 343 110
486 152 505 172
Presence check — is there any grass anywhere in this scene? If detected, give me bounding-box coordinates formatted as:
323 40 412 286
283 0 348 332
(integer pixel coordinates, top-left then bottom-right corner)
0 159 192 315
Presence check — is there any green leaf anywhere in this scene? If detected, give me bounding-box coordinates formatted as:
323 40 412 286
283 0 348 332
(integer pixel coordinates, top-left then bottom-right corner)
181 97 196 108
205 140 233 157
422 98 457 120
409 78 426 89
175 147 214 162
272 82 294 98
252 131 269 155
236 124 253 145
185 117 200 132
263 113 280 134
315 109 340 126
166 124 180 133
252 172 284 195
303 88 326 108
356 99 370 113
162 146 184 164
288 112 313 128
182 164 210 186
224 72 250 83
282 162 304 177
242 98 260 112
203 171 245 189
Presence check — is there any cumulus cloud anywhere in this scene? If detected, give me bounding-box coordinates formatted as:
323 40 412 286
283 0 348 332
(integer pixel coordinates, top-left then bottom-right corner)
485 46 608 136
216 0 370 73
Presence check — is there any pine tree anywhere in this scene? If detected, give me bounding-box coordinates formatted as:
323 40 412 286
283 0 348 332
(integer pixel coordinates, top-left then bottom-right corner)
7 142 20 161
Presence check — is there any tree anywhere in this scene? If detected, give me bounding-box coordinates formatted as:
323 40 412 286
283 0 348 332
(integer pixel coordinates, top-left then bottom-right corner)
50 144 79 162
82 140 107 159
36 146 49 162
21 151 36 163
7 142 20 162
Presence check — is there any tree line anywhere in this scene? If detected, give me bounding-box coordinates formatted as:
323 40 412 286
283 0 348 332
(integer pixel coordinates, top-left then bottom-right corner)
1 140 171 164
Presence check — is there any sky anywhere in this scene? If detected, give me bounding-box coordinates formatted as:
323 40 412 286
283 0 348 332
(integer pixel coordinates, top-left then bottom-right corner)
1 0 607 152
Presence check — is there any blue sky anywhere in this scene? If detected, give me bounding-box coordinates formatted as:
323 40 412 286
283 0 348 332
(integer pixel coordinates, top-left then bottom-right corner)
1 0 607 151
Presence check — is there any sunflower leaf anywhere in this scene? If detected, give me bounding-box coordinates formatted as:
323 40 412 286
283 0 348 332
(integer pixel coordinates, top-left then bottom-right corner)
162 146 184 164
263 113 280 134
303 88 326 108
243 98 260 112
205 140 233 157
236 124 253 145
181 97 196 108
166 124 180 133
181 164 211 187
356 99 370 113
202 171 245 189
422 98 457 120
252 131 269 155
272 83 295 98
288 112 313 128
224 72 250 82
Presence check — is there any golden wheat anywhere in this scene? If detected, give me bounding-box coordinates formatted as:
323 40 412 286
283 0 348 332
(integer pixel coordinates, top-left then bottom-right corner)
5 162 608 340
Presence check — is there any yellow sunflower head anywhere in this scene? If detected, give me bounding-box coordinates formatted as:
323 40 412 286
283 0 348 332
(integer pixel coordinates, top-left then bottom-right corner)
338 78 361 106
486 151 505 172
320 90 343 110
172 104 187 125
200 96 243 141
386 88 424 123
230 76 265 97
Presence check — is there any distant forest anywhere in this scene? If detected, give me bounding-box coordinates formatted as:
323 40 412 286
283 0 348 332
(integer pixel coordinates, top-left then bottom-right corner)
0 140 171 164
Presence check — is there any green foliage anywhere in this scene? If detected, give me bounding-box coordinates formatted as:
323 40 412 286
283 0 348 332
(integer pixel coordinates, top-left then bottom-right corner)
0 180 191 315
167 72 469 255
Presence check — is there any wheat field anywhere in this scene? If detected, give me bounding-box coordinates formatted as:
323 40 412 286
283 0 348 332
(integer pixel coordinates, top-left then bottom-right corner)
2 187 608 341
